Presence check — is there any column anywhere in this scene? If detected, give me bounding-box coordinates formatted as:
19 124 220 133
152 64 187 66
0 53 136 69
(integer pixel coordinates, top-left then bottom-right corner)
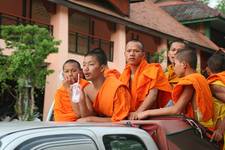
109 24 126 72
43 5 68 120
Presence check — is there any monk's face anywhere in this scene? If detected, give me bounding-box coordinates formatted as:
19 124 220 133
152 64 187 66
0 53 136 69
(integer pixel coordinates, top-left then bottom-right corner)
83 55 104 81
125 42 145 66
205 67 212 76
168 42 185 64
63 63 80 84
174 58 185 77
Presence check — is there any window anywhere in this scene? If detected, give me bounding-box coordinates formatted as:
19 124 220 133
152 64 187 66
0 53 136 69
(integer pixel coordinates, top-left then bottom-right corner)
69 11 114 61
103 134 147 150
15 134 98 150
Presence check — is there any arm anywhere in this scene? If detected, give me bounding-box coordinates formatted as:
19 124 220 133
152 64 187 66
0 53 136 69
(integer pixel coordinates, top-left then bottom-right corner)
136 88 158 112
128 88 158 120
78 88 96 117
211 118 225 142
210 84 225 103
137 85 194 120
77 116 111 122
69 89 82 118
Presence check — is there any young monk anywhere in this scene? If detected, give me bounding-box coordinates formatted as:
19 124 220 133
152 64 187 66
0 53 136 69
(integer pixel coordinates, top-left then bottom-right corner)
166 41 186 86
206 52 225 146
136 48 214 129
54 59 89 122
77 48 131 122
119 40 172 120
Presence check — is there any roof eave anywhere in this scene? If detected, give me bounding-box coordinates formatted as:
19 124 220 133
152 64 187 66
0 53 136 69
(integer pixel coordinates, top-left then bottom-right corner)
180 17 218 25
48 0 217 53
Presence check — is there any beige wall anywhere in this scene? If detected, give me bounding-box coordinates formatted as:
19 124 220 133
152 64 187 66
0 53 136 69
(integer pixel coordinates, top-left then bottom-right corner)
43 5 69 120
109 24 126 72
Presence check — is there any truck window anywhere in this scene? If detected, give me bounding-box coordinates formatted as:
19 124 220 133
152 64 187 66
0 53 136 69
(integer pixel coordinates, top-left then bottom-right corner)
15 134 98 150
103 134 147 150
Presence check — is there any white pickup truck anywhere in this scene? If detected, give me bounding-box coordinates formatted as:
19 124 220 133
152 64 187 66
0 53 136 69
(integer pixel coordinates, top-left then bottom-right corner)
0 116 219 150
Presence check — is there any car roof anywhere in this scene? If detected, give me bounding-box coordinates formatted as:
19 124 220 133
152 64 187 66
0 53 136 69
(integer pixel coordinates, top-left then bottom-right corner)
0 116 191 138
0 121 128 138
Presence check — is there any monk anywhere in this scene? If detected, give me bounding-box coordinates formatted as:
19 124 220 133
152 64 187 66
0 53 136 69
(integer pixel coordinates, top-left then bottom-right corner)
136 48 214 129
119 40 172 120
54 59 89 122
166 41 186 86
77 48 131 122
206 52 225 147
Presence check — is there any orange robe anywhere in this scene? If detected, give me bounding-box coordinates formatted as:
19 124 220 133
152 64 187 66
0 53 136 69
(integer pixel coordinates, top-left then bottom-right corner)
166 64 180 86
120 59 172 112
54 79 89 122
93 77 131 121
104 68 121 79
172 73 214 124
207 71 225 149
207 71 225 85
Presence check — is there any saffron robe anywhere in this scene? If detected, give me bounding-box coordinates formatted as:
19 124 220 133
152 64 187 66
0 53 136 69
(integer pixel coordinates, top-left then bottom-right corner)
208 71 225 123
173 73 214 127
93 77 131 122
104 68 121 79
54 79 89 121
207 71 225 149
120 59 172 112
166 64 180 86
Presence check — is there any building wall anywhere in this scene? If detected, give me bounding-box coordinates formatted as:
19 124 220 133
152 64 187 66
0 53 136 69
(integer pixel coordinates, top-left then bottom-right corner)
126 28 158 54
31 0 50 24
0 0 23 16
43 5 69 120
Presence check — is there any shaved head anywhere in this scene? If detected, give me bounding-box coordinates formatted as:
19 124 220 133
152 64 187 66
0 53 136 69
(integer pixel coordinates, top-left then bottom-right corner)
126 40 144 51
175 48 197 70
207 52 225 73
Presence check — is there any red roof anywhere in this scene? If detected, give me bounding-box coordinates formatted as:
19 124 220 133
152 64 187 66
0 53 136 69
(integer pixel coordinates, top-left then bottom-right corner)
129 0 218 50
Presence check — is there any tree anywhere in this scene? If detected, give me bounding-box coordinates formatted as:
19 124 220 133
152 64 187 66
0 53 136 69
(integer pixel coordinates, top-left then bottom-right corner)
199 0 225 14
0 25 60 121
217 0 225 14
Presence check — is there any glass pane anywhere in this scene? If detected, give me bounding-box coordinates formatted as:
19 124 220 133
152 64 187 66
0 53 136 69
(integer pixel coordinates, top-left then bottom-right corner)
101 40 113 61
69 33 76 53
103 135 147 150
77 34 88 55
89 38 100 50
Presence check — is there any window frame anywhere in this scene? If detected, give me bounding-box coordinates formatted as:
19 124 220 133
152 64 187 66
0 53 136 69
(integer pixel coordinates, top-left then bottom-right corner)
15 134 98 150
103 134 147 150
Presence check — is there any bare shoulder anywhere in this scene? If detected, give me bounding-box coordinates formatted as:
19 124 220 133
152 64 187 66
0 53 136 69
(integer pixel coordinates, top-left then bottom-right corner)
83 83 94 93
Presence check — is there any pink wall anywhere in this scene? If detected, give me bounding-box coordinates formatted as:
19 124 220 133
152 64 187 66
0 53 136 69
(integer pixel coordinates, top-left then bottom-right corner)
43 5 69 120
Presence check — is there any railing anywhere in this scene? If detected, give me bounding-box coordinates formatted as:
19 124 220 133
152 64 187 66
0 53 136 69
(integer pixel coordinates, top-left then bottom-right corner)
69 31 114 62
0 11 53 35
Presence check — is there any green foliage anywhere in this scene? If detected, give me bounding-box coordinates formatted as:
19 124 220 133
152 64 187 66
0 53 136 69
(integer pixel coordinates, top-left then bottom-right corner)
0 25 60 120
200 0 210 4
199 0 225 14
217 0 225 14
1 25 60 89
151 49 166 63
